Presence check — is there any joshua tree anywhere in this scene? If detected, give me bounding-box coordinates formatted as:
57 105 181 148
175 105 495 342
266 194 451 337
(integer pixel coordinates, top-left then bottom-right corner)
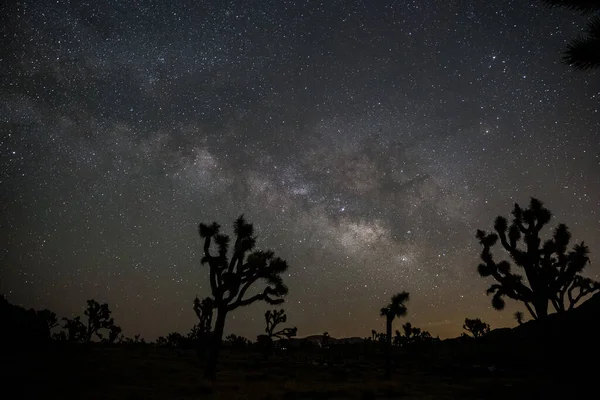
476 198 598 320
62 317 86 343
380 291 409 380
541 0 600 70
321 331 330 348
198 215 290 379
514 311 526 325
108 325 123 344
193 296 214 334
37 309 59 331
463 318 490 338
265 309 297 339
83 299 115 343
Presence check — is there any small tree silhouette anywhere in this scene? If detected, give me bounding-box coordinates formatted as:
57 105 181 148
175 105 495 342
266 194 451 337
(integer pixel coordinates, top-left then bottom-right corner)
476 198 599 319
380 291 409 380
83 299 115 343
108 325 123 343
321 331 330 348
514 311 526 325
193 296 214 334
265 309 297 339
541 1 600 70
62 317 86 343
37 309 59 331
463 318 490 338
198 215 290 379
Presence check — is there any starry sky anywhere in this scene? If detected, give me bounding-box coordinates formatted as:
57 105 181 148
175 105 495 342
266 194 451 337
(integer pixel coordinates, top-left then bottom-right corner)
1 0 599 340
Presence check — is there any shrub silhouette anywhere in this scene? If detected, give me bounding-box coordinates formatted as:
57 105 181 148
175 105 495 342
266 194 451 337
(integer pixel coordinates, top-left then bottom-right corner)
399 322 434 345
463 318 490 338
476 198 599 319
225 334 251 349
197 215 290 379
542 0 600 70
380 291 409 380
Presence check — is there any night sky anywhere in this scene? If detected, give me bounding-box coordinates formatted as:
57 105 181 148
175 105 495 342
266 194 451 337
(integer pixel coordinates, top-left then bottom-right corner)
1 0 599 340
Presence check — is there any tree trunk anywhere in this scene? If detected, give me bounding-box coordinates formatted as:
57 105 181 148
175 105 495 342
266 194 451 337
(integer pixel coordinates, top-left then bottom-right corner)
205 309 227 380
385 317 392 380
533 296 548 319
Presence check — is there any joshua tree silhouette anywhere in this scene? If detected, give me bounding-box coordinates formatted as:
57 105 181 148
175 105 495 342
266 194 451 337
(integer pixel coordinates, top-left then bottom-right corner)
107 325 123 343
541 1 600 70
62 316 86 343
83 299 116 343
192 296 214 357
198 215 290 379
476 198 599 319
463 318 490 338
265 309 297 339
514 311 526 325
380 291 409 380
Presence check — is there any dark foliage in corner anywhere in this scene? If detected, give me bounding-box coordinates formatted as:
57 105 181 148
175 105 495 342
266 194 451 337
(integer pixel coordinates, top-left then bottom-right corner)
541 1 600 69
197 215 290 379
476 198 599 319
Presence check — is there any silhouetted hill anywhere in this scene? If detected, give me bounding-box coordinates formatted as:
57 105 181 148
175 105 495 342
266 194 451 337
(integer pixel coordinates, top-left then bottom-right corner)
0 295 50 349
436 293 600 377
299 335 365 345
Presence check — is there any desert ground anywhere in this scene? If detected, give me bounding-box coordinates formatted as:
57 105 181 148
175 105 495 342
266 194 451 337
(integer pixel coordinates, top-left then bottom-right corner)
5 343 569 400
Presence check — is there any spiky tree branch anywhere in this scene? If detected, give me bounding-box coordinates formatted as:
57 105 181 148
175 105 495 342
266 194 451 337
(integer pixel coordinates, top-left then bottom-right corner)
541 1 600 69
476 198 599 319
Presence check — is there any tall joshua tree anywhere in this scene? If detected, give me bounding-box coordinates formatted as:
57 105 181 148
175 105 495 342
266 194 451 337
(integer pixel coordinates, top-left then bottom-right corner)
476 198 599 320
380 291 409 380
542 1 600 70
198 215 290 379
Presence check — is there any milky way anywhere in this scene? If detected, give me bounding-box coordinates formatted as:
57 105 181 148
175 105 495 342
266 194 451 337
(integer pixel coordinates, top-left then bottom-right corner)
2 0 599 339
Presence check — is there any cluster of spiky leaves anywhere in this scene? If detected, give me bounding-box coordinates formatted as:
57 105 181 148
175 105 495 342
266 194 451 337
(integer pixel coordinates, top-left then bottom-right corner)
380 292 410 321
199 215 289 311
476 198 599 319
264 309 297 339
541 0 600 69
463 318 490 338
